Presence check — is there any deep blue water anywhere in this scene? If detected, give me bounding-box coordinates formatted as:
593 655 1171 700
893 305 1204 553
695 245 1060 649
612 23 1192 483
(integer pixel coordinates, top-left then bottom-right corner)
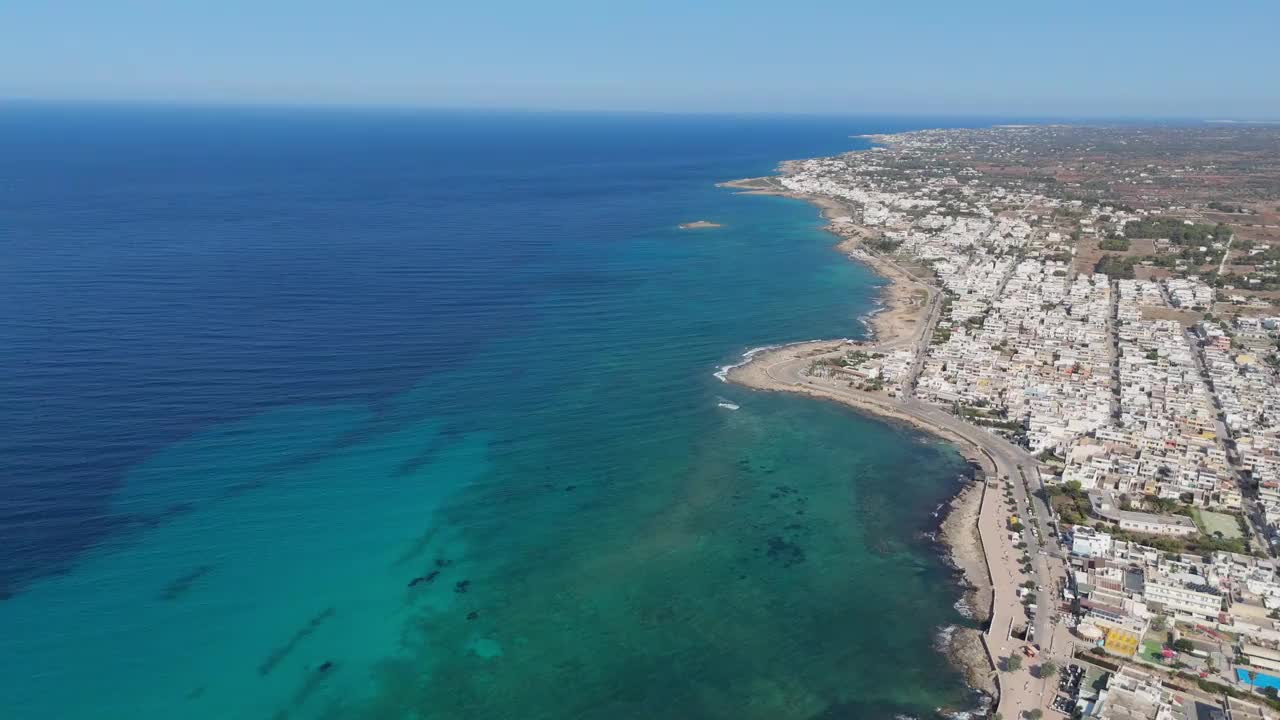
1 106 993 719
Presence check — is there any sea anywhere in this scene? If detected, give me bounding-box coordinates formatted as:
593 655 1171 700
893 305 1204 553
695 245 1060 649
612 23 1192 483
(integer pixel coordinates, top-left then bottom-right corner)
0 105 996 720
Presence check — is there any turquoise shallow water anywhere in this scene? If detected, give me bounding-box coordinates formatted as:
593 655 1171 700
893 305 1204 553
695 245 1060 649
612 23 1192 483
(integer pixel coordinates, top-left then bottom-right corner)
0 108 985 719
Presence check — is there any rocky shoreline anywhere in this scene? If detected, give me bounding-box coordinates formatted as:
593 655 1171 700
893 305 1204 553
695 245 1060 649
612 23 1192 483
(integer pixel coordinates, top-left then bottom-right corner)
938 479 998 700
720 164 1002 706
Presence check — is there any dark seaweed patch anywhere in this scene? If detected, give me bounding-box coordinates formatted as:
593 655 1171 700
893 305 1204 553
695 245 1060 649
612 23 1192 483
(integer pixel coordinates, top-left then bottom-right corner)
258 608 335 676
765 536 805 567
159 564 213 601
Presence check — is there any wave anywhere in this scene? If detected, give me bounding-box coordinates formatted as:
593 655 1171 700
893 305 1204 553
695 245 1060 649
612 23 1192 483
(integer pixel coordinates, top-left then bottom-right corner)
858 304 886 336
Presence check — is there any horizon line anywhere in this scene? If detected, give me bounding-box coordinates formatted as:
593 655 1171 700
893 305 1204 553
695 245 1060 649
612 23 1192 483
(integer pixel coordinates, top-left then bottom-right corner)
3 97 1278 124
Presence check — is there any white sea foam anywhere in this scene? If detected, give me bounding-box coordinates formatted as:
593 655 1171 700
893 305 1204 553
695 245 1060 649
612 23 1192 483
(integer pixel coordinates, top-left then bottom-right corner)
713 343 783 382
858 304 886 336
934 623 957 651
712 339 850 382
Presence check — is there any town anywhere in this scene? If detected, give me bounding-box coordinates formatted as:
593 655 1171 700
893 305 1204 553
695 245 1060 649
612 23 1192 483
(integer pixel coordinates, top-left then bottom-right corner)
732 125 1280 720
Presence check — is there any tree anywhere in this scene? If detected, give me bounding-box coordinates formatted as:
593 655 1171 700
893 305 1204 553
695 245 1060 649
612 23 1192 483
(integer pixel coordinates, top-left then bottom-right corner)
1040 662 1058 679
1172 638 1195 653
1006 654 1023 672
1248 670 1258 691
1026 710 1043 720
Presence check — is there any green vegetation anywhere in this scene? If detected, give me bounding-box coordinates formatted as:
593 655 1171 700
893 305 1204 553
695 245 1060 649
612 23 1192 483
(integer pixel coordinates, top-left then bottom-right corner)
1005 654 1023 672
1095 255 1139 279
1040 662 1057 679
866 237 903 254
1144 495 1185 514
1208 201 1249 214
1214 272 1280 292
845 350 871 366
1124 218 1229 246
1100 237 1131 251
1104 525 1249 555
1046 481 1091 525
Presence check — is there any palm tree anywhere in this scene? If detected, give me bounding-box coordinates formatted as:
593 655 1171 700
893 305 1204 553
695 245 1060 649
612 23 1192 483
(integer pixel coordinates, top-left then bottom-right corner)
1248 669 1258 693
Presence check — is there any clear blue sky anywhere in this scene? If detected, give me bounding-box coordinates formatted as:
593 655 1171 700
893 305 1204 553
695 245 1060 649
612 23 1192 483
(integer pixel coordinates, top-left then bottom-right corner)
3 0 1278 118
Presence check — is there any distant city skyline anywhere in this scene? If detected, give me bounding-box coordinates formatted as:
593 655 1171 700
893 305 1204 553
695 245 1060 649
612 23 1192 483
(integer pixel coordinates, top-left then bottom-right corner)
3 0 1279 118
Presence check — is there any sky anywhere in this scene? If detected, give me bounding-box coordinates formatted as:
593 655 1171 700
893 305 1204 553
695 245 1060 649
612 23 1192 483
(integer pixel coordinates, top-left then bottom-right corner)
2 0 1278 118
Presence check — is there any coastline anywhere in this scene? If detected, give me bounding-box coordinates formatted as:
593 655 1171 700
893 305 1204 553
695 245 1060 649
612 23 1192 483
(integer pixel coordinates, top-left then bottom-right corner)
719 165 1003 704
717 176 931 347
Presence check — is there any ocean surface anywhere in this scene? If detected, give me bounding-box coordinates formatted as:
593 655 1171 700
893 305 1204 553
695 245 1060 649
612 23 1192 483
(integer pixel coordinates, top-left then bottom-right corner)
1 106 991 719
